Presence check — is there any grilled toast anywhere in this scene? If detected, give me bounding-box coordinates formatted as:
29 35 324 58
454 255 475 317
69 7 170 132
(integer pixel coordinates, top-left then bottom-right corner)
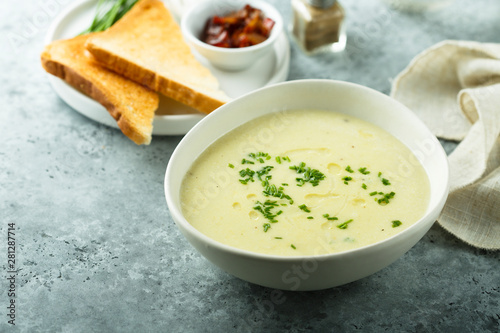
85 0 230 114
41 33 159 145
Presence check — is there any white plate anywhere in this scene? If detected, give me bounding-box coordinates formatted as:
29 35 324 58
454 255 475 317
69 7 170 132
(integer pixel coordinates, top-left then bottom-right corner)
44 0 290 135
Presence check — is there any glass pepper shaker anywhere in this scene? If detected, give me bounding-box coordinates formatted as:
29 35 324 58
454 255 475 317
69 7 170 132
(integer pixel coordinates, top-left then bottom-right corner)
291 0 346 54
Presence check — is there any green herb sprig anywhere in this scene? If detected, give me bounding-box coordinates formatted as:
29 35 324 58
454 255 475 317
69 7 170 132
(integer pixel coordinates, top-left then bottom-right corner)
80 0 138 35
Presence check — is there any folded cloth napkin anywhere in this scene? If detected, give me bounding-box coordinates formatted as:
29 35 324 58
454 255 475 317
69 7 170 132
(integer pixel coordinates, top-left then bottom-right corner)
391 40 500 250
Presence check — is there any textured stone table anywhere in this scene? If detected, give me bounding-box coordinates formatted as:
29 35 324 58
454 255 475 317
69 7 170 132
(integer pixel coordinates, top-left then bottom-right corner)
1 0 499 332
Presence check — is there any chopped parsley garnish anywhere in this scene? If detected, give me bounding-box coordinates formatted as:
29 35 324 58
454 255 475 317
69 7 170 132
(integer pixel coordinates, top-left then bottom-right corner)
337 219 353 229
392 220 402 228
262 182 293 204
298 204 311 213
276 156 291 164
256 165 274 180
358 167 370 175
290 162 326 187
234 151 397 238
373 191 396 205
239 168 255 178
291 244 296 250
253 200 280 225
248 152 271 161
238 168 255 184
378 172 389 184
342 176 352 185
238 165 276 185
323 214 338 221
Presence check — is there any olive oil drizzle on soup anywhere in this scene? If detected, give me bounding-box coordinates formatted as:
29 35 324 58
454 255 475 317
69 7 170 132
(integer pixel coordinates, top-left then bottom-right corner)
180 110 430 256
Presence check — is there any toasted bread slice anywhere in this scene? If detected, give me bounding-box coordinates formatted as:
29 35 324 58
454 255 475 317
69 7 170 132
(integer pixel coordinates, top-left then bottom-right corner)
85 0 230 114
41 33 159 145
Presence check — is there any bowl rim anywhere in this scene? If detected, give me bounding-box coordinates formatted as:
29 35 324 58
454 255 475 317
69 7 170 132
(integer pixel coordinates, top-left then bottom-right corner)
180 0 284 55
164 79 450 262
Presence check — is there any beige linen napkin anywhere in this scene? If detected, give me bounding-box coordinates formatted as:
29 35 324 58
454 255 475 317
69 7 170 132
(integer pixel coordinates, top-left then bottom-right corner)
391 40 500 250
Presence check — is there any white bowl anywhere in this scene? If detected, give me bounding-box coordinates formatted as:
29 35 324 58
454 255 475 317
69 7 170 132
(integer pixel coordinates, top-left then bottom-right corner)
164 80 449 291
181 0 284 71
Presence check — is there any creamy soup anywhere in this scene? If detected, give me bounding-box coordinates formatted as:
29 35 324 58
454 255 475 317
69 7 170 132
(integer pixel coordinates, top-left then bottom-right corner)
180 110 430 256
